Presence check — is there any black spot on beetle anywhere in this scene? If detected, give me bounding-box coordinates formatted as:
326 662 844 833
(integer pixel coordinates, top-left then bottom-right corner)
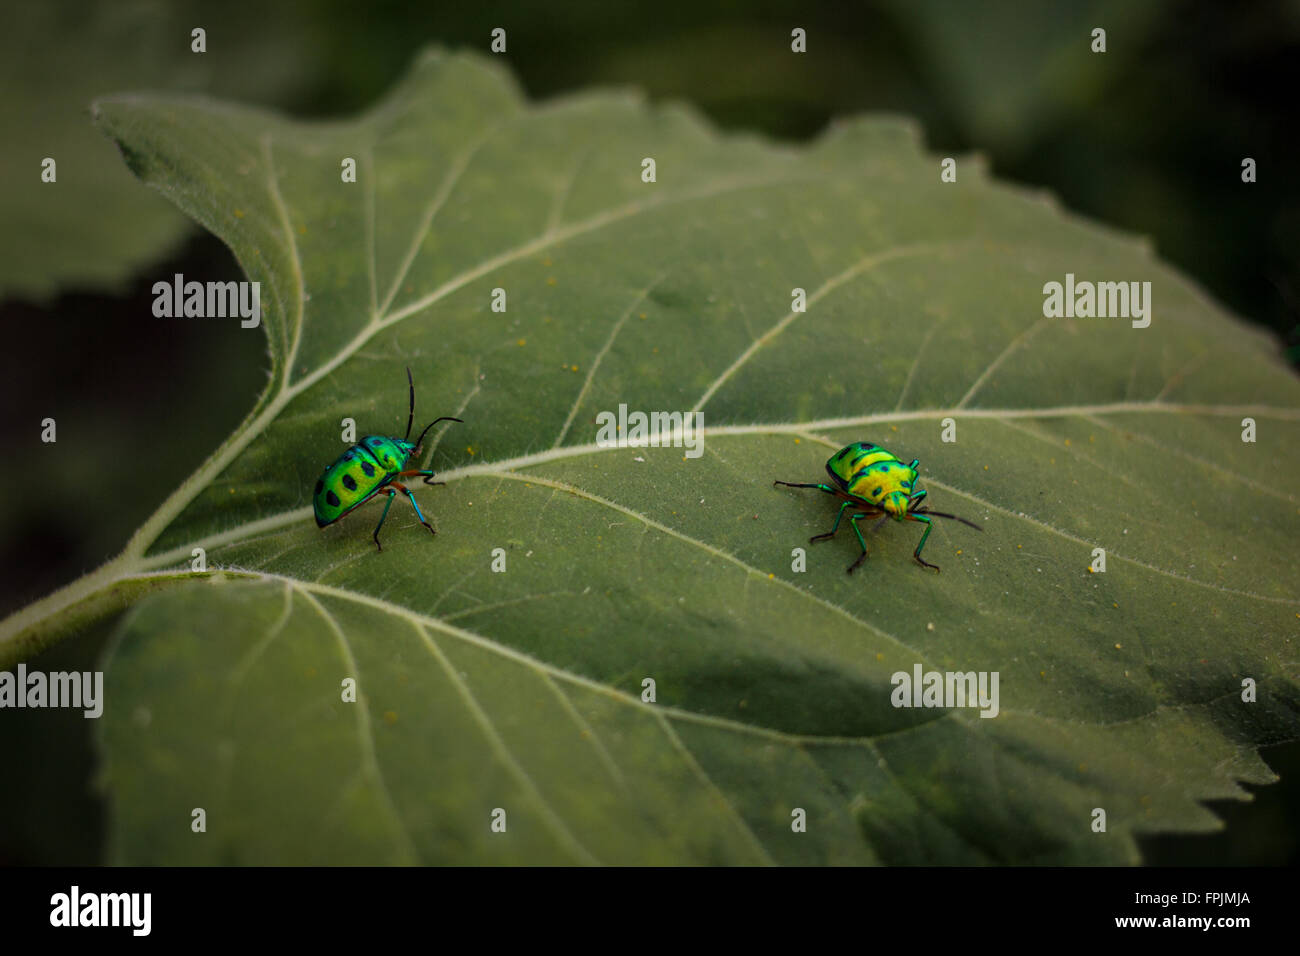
361 461 376 478
326 490 341 508
342 473 358 491
314 479 323 496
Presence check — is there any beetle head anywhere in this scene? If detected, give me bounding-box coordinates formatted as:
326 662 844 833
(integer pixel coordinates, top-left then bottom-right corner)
882 490 911 517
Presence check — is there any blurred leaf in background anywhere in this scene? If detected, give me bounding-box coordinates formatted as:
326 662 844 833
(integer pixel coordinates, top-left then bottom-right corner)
0 0 317 302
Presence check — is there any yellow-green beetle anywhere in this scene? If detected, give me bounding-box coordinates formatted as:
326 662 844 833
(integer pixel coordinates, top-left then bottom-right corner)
775 441 981 573
312 368 462 551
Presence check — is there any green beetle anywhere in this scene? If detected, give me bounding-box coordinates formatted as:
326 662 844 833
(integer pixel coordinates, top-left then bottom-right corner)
775 441 981 573
312 368 463 551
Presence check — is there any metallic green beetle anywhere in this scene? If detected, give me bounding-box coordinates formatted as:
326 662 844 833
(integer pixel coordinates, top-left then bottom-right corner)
774 441 981 573
312 368 462 551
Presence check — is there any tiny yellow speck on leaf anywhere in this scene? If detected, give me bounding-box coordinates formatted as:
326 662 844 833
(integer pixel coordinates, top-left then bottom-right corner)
233 209 244 218
1114 643 1123 649
546 276 557 286
383 711 398 725
516 338 526 346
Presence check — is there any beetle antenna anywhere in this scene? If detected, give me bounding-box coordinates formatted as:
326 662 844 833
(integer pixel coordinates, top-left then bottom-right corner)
915 507 982 531
413 416 464 452
404 367 416 442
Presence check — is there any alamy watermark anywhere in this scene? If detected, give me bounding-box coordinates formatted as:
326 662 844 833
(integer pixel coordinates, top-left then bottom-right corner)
152 273 261 328
1042 273 1151 328
595 404 703 458
891 664 999 718
0 663 103 718
50 886 150 936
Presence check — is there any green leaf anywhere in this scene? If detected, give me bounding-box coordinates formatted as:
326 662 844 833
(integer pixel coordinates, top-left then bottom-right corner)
7 49 1300 864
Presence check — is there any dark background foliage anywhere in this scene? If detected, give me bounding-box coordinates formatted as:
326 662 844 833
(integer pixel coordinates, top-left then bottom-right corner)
1 0 1295 864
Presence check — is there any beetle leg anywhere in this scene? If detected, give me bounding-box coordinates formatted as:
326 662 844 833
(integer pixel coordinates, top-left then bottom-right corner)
904 512 940 572
390 481 436 536
810 500 852 543
774 480 839 498
399 468 446 487
846 512 876 574
372 488 398 552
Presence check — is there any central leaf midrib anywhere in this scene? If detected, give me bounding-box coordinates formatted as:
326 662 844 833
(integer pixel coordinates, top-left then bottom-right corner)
139 403 1300 604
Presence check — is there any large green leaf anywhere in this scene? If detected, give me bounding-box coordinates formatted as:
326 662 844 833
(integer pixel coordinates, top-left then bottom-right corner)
5 49 1299 864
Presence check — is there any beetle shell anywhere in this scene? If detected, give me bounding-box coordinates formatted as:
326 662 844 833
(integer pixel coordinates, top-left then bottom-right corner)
824 441 918 517
313 436 415 527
